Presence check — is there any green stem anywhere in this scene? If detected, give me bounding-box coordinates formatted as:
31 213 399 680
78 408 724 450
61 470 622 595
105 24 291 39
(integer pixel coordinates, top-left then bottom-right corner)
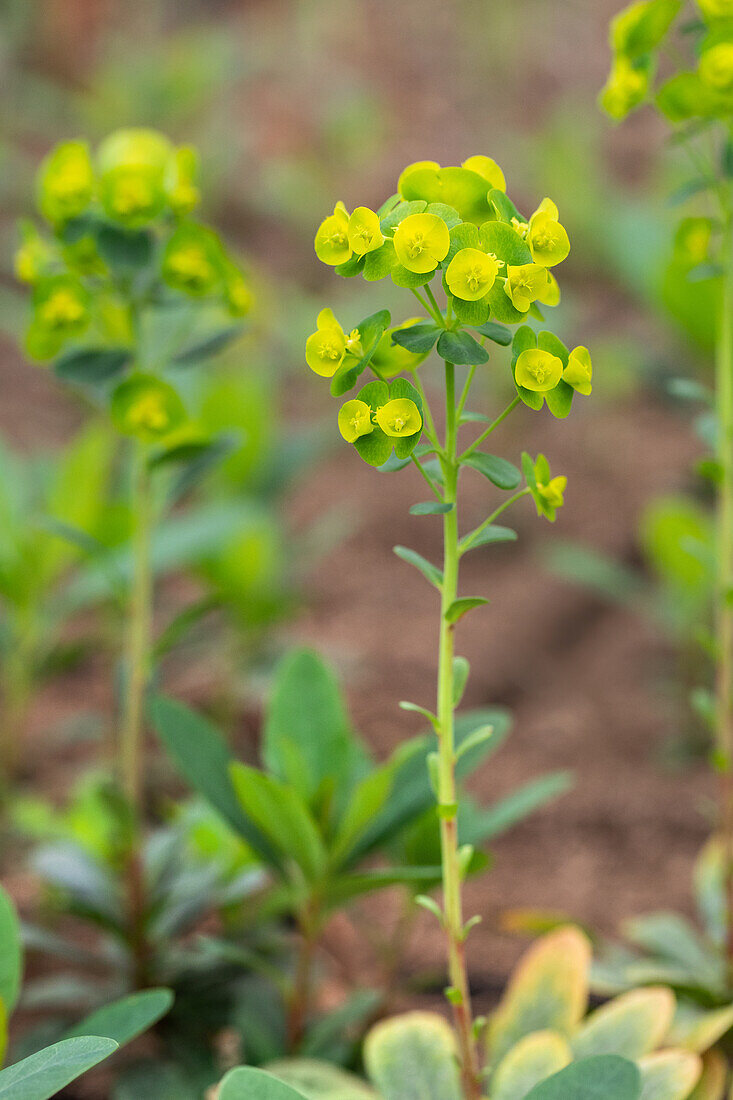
411 454 443 500
437 360 482 1100
459 488 531 557
460 395 521 462
120 442 154 988
287 899 320 1052
425 283 443 324
456 366 477 423
716 211 733 980
411 287 443 327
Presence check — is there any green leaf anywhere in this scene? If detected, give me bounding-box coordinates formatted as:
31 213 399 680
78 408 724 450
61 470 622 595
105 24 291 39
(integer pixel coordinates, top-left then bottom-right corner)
611 0 682 59
151 695 279 865
32 843 122 930
380 200 428 234
491 1031 572 1100
391 322 441 355
489 188 523 223
230 763 327 883
363 240 397 281
459 524 517 553
657 72 723 122
436 331 489 365
445 222 480 264
462 452 521 490
452 656 470 707
95 224 152 270
364 1011 462 1100
444 597 489 624
475 320 512 345
425 202 462 229
173 326 244 365
331 313 391 397
545 381 574 420
523 1055 642 1100
637 1051 702 1100
410 501 453 516
393 546 443 588
462 773 572 843
391 264 434 289
480 221 533 266
263 649 366 806
487 278 527 324
0 1036 119 1100
0 889 21 1017
54 347 131 386
65 988 173 1047
218 1066 309 1100
450 294 490 328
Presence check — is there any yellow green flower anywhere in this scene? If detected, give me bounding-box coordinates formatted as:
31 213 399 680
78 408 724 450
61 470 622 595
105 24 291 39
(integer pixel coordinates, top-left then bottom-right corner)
97 128 173 227
315 202 352 266
26 274 91 360
675 217 713 263
393 213 450 274
504 264 551 313
537 270 561 307
699 43 733 93
563 346 593 396
599 56 651 119
374 398 422 437
162 223 225 297
96 128 174 176
525 452 566 521
461 155 506 192
696 0 733 18
445 247 499 301
224 265 253 317
527 199 570 267
348 207 384 256
165 146 201 215
111 374 187 442
515 348 563 392
14 221 54 285
305 308 348 377
37 141 95 225
371 318 428 378
338 399 374 442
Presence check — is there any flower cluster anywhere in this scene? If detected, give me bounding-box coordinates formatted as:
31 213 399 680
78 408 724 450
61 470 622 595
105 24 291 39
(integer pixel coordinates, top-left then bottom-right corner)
306 156 592 466
601 0 733 122
17 128 252 364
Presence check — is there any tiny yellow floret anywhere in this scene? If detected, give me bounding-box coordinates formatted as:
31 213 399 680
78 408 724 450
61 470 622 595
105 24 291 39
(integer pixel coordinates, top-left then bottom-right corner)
39 288 86 328
600 56 649 120
515 349 563 392
393 213 450 274
126 394 171 434
446 247 499 301
348 207 384 256
538 476 567 510
315 203 352 266
338 399 374 443
504 264 552 313
563 346 593 396
374 398 422 437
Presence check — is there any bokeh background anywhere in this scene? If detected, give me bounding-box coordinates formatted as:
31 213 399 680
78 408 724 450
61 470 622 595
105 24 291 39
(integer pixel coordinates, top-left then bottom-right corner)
0 0 718 1006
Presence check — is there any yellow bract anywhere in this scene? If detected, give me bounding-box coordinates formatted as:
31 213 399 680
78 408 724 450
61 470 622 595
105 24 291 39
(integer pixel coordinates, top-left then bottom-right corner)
305 308 347 377
515 349 563 392
699 43 733 93
375 398 422 437
538 476 567 511
446 247 499 301
38 141 95 225
528 199 570 267
462 155 506 193
39 288 87 329
397 160 441 197
315 202 351 266
504 264 552 313
126 393 172 435
338 399 374 443
348 207 384 256
393 213 450 274
537 271 561 307
563 346 593 396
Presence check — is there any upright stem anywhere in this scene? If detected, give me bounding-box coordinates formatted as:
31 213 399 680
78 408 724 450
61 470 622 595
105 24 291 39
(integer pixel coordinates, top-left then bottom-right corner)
287 899 320 1052
716 212 733 978
437 360 482 1100
120 443 153 988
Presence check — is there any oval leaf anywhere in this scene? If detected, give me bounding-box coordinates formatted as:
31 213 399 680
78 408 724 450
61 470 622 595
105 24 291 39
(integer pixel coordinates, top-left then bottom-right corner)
54 348 131 385
491 1030 572 1100
445 596 489 624
0 1036 119 1100
436 330 489 365
364 1011 461 1100
65 988 173 1047
572 987 675 1062
0 888 22 1015
218 1066 308 1100
638 1050 702 1100
410 501 453 516
524 1055 642 1100
462 452 521 490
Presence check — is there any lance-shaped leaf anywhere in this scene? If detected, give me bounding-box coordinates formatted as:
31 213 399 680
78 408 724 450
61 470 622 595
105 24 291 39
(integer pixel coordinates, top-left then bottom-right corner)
65 988 173 1047
667 1000 733 1053
0 1036 119 1100
393 546 443 588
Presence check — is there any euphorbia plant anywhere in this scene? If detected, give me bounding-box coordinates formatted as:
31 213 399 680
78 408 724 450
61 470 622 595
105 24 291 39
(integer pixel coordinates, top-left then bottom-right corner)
298 157 591 1098
17 127 252 987
600 0 733 979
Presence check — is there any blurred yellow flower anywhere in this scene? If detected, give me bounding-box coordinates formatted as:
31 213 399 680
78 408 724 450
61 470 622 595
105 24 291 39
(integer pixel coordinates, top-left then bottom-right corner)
700 43 733 93
305 308 347 377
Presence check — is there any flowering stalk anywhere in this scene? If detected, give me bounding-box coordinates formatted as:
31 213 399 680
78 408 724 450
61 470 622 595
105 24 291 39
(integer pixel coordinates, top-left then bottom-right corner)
307 155 590 1095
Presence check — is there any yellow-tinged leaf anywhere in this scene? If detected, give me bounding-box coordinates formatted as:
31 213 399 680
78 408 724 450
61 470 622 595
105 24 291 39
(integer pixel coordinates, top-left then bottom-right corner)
490 1030 572 1100
688 1049 727 1100
669 1002 733 1053
638 1050 702 1100
487 927 591 1065
572 987 676 1061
